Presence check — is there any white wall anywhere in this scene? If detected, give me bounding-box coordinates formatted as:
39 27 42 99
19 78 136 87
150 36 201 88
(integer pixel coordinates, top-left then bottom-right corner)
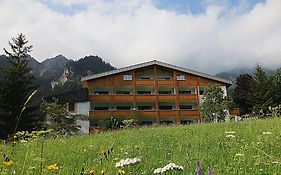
72 101 90 134
220 86 227 97
77 120 89 134
76 102 90 116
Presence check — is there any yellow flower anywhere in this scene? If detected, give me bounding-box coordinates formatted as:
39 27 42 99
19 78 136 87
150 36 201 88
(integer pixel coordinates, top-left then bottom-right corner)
2 160 14 166
100 149 106 156
46 164 59 171
101 169 106 174
89 169 96 175
117 169 125 175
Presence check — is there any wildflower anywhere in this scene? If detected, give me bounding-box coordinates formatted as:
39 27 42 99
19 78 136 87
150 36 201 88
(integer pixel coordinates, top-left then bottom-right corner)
153 163 184 174
28 166 36 170
100 149 106 156
208 167 213 175
196 161 201 175
2 159 14 166
262 131 273 135
101 169 106 174
46 164 59 171
115 157 141 168
225 131 236 134
225 134 235 138
117 169 125 175
235 153 244 157
89 169 96 175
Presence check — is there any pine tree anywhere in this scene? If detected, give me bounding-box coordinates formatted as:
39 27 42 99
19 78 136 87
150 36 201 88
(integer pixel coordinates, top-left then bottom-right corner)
201 84 226 122
250 64 271 113
40 100 81 135
0 33 39 139
234 74 254 115
271 68 281 105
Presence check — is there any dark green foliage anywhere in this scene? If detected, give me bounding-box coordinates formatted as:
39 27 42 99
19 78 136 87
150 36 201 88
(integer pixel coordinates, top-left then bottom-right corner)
250 65 272 113
201 84 226 122
271 68 281 105
0 55 9 68
66 55 115 78
40 100 80 135
234 74 254 115
52 79 82 95
0 33 39 139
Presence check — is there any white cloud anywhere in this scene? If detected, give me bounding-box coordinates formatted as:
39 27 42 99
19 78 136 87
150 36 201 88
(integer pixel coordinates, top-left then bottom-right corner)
0 0 280 74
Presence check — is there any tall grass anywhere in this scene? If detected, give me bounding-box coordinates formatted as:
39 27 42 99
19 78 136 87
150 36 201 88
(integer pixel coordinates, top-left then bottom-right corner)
1 118 281 174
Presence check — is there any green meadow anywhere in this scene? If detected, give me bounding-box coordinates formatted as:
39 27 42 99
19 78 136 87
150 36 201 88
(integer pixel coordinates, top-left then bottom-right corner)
1 118 281 174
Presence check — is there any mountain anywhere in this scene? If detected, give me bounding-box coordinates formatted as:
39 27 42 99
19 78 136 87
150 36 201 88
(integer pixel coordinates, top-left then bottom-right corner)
0 54 115 103
66 55 116 78
50 55 116 94
0 55 9 68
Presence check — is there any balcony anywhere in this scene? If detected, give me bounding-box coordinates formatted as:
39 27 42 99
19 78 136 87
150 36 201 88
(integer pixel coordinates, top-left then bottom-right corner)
179 110 200 116
138 111 157 118
89 95 133 101
178 94 198 101
159 110 177 117
158 95 176 101
136 80 155 85
157 80 174 85
90 110 132 118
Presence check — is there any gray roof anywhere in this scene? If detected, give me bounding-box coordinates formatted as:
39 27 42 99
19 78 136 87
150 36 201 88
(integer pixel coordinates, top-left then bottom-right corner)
81 60 232 85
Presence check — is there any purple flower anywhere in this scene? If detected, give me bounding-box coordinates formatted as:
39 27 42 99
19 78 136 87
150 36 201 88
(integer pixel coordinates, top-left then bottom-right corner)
196 161 201 175
208 167 213 175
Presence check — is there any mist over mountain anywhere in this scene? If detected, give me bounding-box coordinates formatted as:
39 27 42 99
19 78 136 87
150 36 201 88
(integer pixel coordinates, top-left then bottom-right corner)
215 67 275 88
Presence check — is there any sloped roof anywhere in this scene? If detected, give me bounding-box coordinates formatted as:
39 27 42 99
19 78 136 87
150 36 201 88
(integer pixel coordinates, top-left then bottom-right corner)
81 60 232 85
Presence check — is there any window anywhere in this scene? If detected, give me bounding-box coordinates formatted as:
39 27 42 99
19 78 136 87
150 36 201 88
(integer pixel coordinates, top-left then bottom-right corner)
137 91 152 95
68 102 75 112
160 120 174 125
116 106 131 110
179 105 193 110
158 76 172 80
138 106 152 110
116 91 131 95
176 74 185 80
94 106 109 110
181 120 194 125
158 90 172 94
159 105 173 110
178 91 191 94
123 74 132 80
139 121 153 126
94 91 109 95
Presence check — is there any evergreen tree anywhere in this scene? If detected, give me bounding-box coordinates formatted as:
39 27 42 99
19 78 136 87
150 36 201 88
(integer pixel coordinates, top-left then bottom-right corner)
234 74 254 115
271 68 281 105
250 64 272 113
40 100 81 135
0 33 38 139
201 84 226 122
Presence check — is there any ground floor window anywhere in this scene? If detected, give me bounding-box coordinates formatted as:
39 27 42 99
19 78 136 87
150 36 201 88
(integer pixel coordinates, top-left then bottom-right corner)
68 102 75 112
160 120 175 125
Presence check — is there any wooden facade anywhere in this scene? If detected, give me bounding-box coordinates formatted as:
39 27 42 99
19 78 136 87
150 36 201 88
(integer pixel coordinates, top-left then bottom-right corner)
81 60 231 128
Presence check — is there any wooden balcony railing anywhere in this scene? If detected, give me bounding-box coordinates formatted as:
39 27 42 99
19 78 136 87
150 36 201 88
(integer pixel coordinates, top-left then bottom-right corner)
179 110 200 116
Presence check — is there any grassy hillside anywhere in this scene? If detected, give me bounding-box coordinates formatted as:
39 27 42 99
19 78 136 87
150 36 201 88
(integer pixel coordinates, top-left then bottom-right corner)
1 118 281 174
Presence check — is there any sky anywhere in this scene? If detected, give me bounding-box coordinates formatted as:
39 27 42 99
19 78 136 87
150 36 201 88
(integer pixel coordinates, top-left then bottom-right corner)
0 0 280 74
